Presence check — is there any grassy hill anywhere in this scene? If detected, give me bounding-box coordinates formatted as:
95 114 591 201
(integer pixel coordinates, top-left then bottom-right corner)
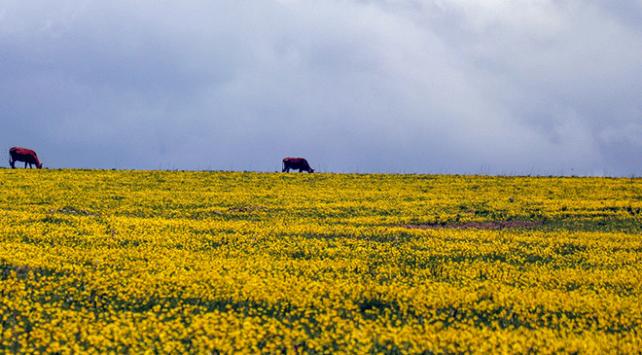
1 170 641 352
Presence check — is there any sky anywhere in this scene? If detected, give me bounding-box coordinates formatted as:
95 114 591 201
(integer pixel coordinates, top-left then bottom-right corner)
1 0 641 175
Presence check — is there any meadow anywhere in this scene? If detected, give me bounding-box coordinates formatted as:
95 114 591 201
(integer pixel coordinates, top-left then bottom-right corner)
0 169 640 353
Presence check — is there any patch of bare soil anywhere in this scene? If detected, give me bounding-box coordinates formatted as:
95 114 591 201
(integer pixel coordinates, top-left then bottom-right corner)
227 205 268 213
54 206 96 216
405 220 544 230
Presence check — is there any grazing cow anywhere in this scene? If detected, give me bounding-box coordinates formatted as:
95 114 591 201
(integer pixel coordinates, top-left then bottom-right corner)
282 157 314 173
9 147 42 169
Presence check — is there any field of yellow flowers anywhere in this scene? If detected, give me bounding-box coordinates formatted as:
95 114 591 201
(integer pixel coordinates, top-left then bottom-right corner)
0 169 641 352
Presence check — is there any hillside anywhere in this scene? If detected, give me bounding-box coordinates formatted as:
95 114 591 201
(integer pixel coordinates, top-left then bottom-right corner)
1 170 641 352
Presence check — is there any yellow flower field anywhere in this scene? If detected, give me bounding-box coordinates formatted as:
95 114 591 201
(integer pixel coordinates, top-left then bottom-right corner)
0 169 641 353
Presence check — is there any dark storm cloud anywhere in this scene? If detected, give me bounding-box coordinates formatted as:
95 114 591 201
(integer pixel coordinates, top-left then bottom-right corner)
1 0 641 175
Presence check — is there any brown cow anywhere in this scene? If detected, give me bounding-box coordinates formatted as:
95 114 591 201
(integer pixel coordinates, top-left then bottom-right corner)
282 157 314 173
9 147 42 169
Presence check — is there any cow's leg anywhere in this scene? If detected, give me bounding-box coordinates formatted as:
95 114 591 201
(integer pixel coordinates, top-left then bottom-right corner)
9 158 14 169
25 162 28 168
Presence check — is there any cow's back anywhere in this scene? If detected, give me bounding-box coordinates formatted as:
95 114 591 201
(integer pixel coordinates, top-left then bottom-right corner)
10 147 37 157
284 157 305 167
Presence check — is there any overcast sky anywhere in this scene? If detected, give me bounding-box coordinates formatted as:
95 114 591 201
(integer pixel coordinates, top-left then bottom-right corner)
1 1 641 175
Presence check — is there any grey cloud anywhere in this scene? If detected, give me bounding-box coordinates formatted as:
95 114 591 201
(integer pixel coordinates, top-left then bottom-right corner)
1 0 641 175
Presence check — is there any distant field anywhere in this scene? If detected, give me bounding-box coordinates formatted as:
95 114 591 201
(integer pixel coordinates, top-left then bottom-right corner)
0 170 641 352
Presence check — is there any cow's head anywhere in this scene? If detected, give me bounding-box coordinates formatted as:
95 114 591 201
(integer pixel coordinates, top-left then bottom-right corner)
37 162 43 169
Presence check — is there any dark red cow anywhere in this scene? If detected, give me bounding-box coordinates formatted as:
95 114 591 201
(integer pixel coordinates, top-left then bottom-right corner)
9 147 42 169
282 157 314 173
